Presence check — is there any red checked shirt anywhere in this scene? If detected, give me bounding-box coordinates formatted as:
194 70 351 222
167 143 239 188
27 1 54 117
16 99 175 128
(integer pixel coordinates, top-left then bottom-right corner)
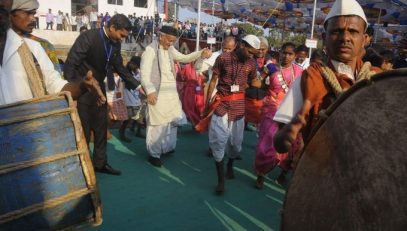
212 51 257 121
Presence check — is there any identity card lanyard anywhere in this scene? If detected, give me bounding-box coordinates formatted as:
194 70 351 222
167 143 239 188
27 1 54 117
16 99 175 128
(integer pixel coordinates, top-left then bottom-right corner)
231 59 241 92
99 28 112 70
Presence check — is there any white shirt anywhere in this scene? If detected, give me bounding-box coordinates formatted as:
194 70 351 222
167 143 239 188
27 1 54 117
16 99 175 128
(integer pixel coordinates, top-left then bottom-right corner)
273 60 353 124
71 16 77 26
294 58 310 70
56 14 63 24
0 29 67 105
195 50 221 75
330 59 354 80
90 12 98 22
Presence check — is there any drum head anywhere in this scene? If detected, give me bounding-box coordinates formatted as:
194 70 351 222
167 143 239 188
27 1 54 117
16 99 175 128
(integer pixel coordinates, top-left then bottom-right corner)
282 69 407 231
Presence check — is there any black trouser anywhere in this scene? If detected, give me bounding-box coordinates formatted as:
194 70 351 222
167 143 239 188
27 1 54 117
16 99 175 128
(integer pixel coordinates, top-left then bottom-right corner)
77 102 108 168
46 22 53 30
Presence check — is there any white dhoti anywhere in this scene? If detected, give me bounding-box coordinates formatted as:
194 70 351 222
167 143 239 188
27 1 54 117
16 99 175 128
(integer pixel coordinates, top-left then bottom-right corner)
146 123 177 158
209 114 245 162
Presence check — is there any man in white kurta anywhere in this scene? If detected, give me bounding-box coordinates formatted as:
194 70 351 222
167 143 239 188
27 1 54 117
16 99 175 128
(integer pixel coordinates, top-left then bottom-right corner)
1 0 104 107
0 29 67 105
141 25 211 167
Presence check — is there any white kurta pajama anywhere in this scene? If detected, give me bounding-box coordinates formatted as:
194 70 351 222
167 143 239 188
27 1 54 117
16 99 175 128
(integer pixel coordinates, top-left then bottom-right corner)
0 29 67 105
141 40 202 157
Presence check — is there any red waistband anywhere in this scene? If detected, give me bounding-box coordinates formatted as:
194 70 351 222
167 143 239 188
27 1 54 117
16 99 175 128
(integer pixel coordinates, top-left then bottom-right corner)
220 93 245 101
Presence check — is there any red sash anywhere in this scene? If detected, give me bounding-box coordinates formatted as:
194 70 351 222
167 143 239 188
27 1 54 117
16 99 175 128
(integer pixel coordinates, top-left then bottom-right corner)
195 93 245 133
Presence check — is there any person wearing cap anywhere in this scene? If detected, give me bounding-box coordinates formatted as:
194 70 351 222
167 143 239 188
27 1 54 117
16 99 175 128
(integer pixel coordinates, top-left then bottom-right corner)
195 36 237 157
64 14 141 176
245 36 271 130
204 34 259 195
140 25 212 168
197 36 237 104
0 0 104 105
5 1 62 74
273 0 381 154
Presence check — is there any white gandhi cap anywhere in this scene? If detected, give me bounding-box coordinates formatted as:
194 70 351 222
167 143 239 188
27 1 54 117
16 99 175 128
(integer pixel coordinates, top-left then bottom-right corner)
324 0 368 29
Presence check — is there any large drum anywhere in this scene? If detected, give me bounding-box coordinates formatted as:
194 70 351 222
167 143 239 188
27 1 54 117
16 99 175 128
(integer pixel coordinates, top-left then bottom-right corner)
282 69 407 230
0 92 102 230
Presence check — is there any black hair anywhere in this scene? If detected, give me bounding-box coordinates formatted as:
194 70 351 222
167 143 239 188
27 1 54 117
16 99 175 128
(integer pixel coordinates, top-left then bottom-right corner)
379 50 394 63
127 56 141 73
366 26 374 37
130 56 141 67
310 49 328 64
79 26 88 32
363 48 383 67
269 50 280 60
107 14 132 31
295 44 308 53
281 42 296 51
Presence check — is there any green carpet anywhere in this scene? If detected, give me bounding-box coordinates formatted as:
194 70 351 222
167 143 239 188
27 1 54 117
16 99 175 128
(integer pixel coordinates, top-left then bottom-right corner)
89 125 285 231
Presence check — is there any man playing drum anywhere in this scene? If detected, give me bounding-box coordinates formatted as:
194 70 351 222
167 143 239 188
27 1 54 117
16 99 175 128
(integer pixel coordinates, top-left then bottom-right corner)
0 0 105 106
273 0 381 153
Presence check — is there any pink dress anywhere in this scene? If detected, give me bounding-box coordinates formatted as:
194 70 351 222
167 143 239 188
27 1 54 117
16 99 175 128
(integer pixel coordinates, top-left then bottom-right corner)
255 64 303 175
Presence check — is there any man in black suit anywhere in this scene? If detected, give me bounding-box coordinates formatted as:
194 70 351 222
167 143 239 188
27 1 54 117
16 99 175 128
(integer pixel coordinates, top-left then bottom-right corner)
64 14 140 175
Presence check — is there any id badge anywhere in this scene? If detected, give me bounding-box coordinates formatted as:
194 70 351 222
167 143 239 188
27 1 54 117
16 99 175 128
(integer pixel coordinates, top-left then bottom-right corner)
231 84 239 92
265 76 270 85
115 91 122 98
195 86 201 92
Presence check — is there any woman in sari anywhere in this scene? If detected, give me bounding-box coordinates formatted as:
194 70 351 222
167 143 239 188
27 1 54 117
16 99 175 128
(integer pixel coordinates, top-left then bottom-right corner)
254 42 303 189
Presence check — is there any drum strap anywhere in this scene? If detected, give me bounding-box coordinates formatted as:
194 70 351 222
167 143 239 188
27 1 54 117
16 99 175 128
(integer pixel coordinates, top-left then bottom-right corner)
356 61 377 82
321 67 343 98
321 62 377 98
17 41 47 97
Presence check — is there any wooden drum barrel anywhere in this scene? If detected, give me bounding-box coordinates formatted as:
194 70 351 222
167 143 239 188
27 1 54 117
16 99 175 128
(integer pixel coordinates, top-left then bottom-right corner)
282 69 407 231
0 92 102 230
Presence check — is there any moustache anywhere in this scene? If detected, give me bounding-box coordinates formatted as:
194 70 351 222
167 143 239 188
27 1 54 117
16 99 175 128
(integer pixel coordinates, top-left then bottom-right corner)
28 22 36 27
337 43 352 49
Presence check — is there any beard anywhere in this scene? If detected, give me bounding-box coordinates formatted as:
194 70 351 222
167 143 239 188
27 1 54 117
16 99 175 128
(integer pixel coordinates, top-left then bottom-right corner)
235 48 248 62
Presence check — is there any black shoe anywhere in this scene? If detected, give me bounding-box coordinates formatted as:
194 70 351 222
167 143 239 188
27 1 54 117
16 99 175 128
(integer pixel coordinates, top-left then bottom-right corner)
94 164 121 175
148 156 162 167
234 154 242 160
119 134 132 143
207 148 213 157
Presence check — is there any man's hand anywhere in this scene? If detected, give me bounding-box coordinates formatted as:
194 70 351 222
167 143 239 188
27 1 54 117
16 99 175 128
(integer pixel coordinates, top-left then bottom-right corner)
147 92 157 105
201 48 212 59
273 100 311 153
82 70 106 106
273 116 306 153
